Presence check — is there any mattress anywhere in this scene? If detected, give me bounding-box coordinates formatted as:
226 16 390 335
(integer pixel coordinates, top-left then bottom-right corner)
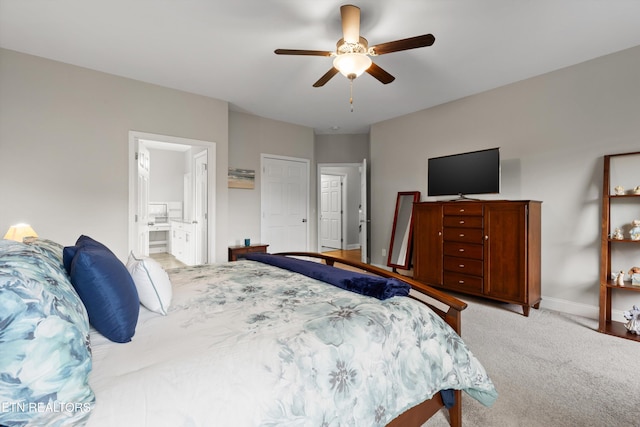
87 260 496 426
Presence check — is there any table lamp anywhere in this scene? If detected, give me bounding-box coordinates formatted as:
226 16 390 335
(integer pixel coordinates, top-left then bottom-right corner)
4 223 38 242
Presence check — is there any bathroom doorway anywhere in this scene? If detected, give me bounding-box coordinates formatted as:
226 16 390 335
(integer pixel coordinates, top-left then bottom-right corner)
128 131 216 266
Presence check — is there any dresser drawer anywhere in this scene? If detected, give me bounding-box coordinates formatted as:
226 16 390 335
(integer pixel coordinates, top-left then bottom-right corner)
444 242 483 259
245 246 267 254
443 272 483 293
443 227 484 243
443 215 483 228
443 204 483 216
444 256 483 276
228 244 269 261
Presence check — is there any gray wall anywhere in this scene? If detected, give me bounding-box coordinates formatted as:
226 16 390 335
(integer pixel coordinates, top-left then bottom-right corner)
0 48 230 261
228 111 315 248
315 133 369 164
0 49 317 261
370 45 640 319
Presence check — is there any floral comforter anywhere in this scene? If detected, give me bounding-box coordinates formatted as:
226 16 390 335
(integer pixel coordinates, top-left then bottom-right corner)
87 260 496 427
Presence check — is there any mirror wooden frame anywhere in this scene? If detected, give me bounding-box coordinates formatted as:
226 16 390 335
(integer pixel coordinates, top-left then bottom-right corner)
387 191 421 271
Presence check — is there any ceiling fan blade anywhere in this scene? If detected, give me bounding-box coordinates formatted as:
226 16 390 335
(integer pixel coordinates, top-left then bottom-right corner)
371 34 435 55
313 67 339 87
340 4 360 44
274 49 333 57
366 62 395 84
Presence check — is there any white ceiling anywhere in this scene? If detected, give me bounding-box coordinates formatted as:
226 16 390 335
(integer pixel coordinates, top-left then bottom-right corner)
2 0 640 134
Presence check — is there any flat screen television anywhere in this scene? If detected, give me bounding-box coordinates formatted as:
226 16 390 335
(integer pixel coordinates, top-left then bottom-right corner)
427 148 500 198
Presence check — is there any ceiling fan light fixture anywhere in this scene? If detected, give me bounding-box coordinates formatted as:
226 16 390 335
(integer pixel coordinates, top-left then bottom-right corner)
275 5 434 88
333 53 372 79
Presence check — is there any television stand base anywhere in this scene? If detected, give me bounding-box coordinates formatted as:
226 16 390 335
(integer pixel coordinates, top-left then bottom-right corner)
452 194 481 201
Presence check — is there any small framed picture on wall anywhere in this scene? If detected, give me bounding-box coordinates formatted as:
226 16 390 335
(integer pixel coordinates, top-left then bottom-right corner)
228 167 255 189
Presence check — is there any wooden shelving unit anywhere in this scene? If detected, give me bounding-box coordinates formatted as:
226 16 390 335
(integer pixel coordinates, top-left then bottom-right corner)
598 151 640 342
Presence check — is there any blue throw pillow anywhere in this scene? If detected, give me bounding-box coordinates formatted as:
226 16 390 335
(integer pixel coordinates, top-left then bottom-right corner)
67 239 139 343
63 234 110 273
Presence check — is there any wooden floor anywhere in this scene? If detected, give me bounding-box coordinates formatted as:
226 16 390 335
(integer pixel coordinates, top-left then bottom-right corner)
149 252 186 270
321 248 362 263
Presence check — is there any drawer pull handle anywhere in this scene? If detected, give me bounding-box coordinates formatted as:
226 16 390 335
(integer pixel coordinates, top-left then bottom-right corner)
458 248 465 252
458 280 465 284
459 234 465 237
459 220 465 224
459 264 465 268
460 209 465 212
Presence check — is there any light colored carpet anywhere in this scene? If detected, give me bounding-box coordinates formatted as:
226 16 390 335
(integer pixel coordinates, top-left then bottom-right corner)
422 296 640 427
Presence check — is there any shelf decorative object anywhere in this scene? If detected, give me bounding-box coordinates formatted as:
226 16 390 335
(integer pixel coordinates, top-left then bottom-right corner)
634 186 640 195
630 220 640 241
614 185 625 195
616 271 625 286
630 266 640 286
623 305 640 334
612 228 624 240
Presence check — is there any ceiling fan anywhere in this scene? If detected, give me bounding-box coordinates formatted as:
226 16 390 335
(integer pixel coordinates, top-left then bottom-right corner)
274 4 435 88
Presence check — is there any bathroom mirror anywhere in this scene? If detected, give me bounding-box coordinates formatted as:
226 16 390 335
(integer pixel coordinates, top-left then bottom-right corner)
387 191 420 271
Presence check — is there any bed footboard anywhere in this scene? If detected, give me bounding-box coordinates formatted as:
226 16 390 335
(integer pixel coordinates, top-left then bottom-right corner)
387 389 461 427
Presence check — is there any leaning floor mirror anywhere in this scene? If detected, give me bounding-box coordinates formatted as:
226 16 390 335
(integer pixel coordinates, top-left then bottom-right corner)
387 191 421 272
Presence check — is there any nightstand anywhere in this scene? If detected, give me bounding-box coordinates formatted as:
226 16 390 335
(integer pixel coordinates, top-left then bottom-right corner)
228 244 269 261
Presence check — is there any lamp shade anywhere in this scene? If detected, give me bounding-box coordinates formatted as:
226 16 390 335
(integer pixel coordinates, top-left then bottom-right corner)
4 223 38 242
333 53 372 78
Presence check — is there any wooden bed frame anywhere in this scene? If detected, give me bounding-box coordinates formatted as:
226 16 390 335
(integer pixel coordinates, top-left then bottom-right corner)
277 252 468 427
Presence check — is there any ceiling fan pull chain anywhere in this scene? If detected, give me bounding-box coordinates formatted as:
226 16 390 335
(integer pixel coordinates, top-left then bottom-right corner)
349 77 354 112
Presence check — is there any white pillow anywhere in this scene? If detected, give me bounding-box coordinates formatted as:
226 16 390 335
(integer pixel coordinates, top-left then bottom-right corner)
126 252 172 315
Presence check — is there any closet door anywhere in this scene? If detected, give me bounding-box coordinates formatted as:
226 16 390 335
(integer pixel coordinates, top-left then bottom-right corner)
483 202 527 303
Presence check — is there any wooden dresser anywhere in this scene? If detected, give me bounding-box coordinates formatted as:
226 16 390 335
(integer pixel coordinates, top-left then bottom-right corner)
413 200 541 316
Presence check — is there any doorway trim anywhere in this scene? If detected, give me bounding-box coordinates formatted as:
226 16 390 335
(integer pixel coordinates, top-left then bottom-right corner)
317 162 364 254
193 150 208 264
128 130 217 263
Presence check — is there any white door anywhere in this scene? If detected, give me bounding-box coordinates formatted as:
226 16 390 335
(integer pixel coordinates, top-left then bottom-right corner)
261 156 309 253
194 151 208 264
360 159 368 263
136 143 151 256
320 174 342 249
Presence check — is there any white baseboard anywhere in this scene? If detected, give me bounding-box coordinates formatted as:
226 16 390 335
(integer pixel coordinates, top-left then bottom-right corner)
539 296 599 319
346 243 361 250
540 296 631 321
371 262 391 271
